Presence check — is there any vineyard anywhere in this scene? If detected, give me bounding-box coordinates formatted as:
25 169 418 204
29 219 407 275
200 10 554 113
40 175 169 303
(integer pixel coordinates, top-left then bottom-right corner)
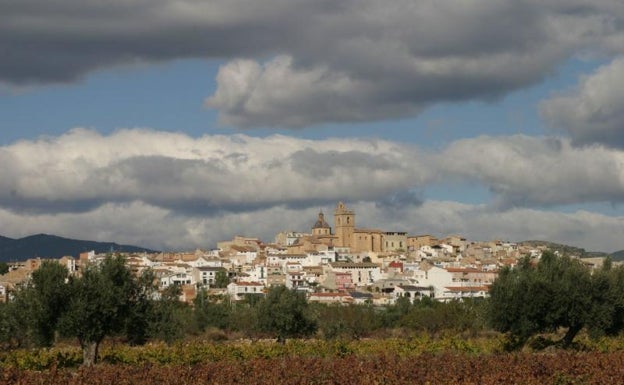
3 350 624 385
2 335 624 384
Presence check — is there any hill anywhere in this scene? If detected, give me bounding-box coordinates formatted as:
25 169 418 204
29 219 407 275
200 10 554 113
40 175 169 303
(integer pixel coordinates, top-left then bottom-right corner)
519 240 608 258
0 233 157 262
609 250 624 262
0 235 14 244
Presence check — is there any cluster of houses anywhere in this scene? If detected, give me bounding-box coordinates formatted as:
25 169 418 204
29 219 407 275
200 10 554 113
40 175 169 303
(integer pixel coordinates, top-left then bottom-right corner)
2 202 597 305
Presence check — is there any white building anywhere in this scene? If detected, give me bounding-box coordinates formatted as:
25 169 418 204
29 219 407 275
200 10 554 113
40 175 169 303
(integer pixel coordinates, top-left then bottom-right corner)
227 281 265 301
392 285 434 303
328 262 382 287
193 266 226 286
159 271 194 288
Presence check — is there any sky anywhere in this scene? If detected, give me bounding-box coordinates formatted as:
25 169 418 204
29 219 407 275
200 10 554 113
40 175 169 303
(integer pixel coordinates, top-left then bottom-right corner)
2 0 624 253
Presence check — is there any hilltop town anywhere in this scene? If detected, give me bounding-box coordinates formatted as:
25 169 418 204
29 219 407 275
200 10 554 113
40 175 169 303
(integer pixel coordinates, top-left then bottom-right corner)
0 202 607 305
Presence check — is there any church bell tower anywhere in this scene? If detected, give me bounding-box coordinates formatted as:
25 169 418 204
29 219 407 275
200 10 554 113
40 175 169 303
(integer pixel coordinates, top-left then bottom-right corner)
334 202 354 249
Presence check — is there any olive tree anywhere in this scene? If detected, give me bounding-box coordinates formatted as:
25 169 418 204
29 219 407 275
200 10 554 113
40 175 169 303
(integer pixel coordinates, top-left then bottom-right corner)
585 258 624 338
59 255 139 365
3 261 70 347
256 285 317 342
488 251 609 349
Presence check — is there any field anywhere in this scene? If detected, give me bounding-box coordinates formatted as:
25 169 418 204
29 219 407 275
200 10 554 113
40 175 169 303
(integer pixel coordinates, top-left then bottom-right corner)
2 335 624 384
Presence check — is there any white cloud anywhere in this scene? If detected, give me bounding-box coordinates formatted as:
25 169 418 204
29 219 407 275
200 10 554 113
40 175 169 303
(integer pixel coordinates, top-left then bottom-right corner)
205 56 398 127
2 199 624 253
0 128 431 214
2 129 624 252
438 135 624 207
354 200 624 253
541 57 624 147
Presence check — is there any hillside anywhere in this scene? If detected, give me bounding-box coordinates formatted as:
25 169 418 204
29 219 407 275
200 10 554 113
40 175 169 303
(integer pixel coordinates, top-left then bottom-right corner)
609 250 624 262
519 240 609 258
0 233 156 262
0 235 14 244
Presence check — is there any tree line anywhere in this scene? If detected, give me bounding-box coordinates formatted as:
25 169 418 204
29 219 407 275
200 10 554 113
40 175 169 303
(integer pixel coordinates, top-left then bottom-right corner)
0 255 487 365
3 251 624 366
488 250 624 349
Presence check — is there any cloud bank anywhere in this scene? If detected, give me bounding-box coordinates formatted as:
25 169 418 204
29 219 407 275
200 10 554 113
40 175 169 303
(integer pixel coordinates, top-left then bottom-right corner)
0 128 430 215
2 129 624 252
3 0 624 127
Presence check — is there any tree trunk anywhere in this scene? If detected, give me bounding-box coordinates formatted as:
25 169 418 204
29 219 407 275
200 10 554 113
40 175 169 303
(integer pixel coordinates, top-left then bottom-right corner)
82 340 100 366
560 324 582 348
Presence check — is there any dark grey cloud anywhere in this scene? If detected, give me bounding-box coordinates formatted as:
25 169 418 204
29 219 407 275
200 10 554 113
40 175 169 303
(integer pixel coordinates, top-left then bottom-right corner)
205 0 624 127
3 0 624 126
373 190 424 225
289 148 394 179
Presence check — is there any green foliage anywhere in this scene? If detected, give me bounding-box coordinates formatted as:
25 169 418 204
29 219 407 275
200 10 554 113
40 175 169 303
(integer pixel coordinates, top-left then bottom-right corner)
585 258 624 338
400 298 487 335
3 261 70 348
28 261 70 346
487 252 624 349
0 302 19 348
0 262 8 275
0 335 507 370
382 296 412 327
227 301 259 338
256 286 317 342
214 270 230 288
0 347 82 370
315 303 381 339
149 285 190 344
59 254 139 365
193 289 231 331
124 269 158 346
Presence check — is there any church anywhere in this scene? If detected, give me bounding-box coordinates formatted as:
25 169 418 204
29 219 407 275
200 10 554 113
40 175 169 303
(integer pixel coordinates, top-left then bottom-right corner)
280 202 407 254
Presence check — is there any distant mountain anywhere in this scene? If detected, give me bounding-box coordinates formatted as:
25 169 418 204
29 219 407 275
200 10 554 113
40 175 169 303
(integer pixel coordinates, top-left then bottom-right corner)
519 240 608 259
0 235 15 248
0 233 157 262
609 250 624 262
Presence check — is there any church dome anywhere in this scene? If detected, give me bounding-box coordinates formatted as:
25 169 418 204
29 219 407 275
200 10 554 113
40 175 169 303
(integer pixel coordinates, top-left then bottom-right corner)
313 211 330 229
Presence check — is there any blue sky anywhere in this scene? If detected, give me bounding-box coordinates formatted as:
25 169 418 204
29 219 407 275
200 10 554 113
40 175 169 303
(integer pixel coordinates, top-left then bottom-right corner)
2 1 624 252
